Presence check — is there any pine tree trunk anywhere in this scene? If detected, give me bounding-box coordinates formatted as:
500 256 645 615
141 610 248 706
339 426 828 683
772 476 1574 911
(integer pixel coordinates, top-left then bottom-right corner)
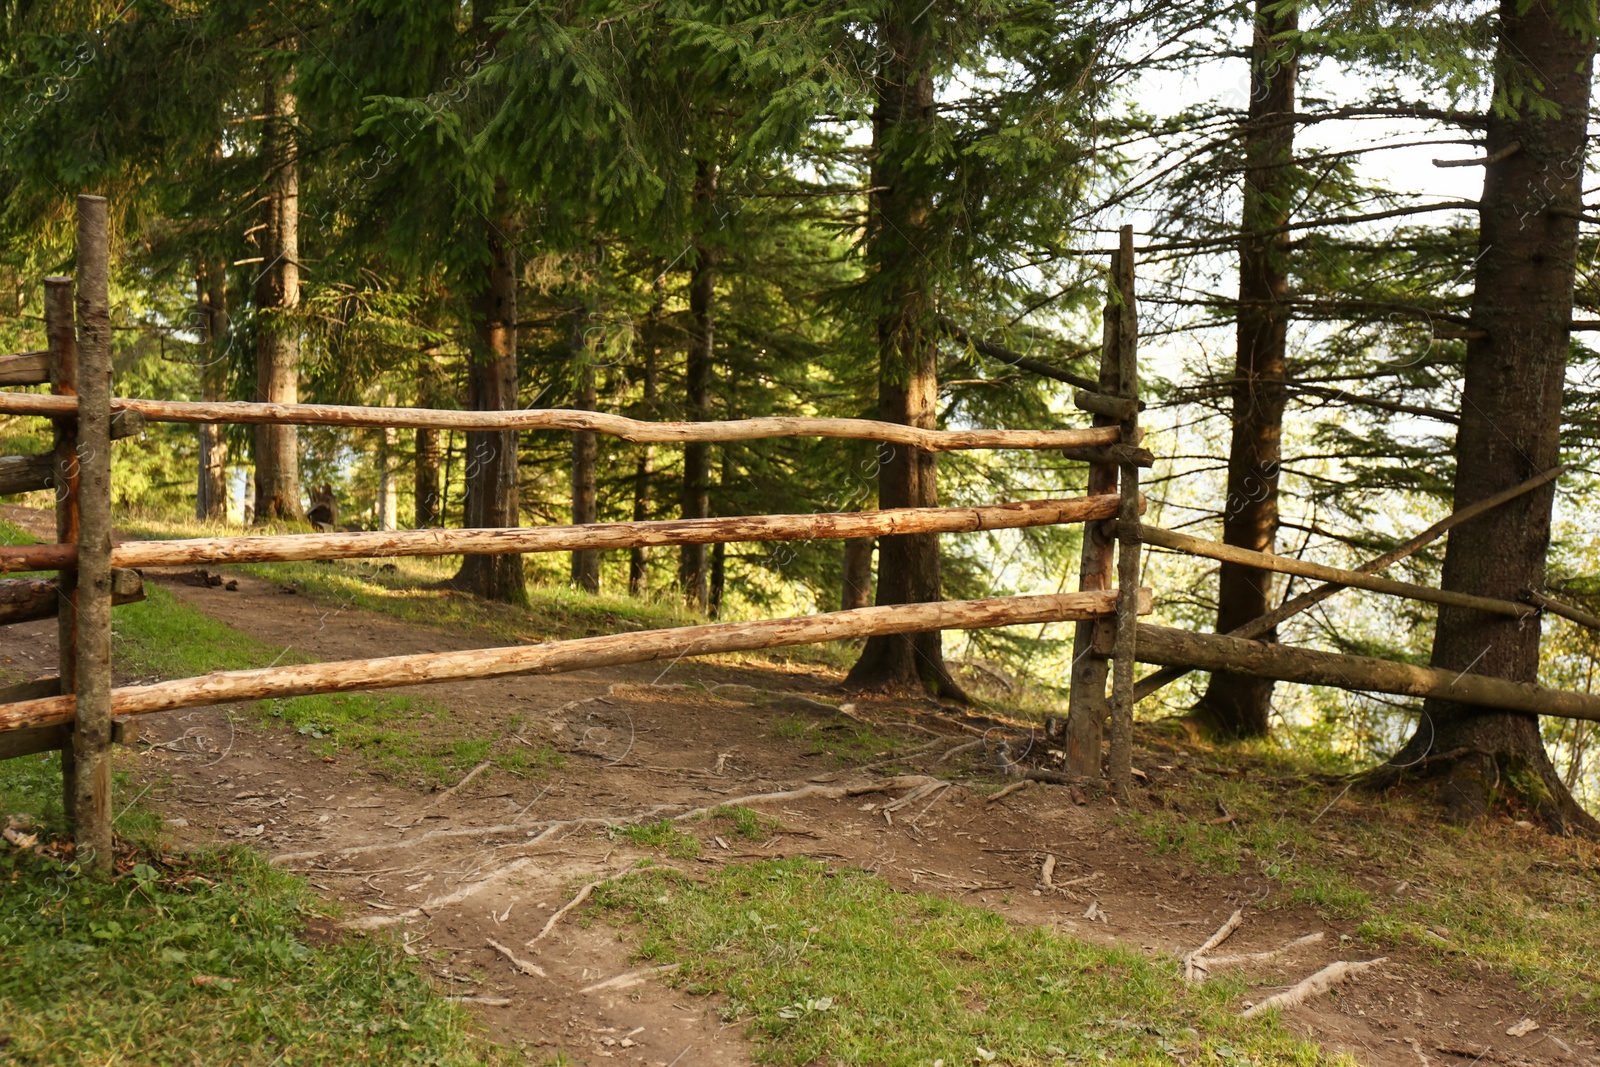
252 73 305 524
1376 1 1598 833
195 258 228 522
376 423 398 531
1194 0 1296 738
414 352 442 528
708 541 726 620
414 426 439 527
451 199 527 604
841 537 875 610
570 304 600 593
845 2 965 700
629 318 659 596
679 167 716 611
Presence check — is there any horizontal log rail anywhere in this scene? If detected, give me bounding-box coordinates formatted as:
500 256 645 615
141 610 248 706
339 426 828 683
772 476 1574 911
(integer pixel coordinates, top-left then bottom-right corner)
0 391 1119 453
1522 589 1600 633
0 588 1153 731
1 495 1135 573
1116 623 1600 721
0 452 55 496
0 351 49 387
0 568 144 625
1139 524 1543 622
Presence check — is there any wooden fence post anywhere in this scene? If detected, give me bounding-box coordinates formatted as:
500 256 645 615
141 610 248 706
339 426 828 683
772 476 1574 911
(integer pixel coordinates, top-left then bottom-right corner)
1064 238 1129 776
45 277 78 821
1107 225 1141 797
73 195 115 873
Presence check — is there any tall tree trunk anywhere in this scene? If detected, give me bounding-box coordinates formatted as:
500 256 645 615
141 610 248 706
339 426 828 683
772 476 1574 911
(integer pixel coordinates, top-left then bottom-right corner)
195 258 228 522
376 422 398 531
414 353 442 528
629 289 662 596
1193 0 1296 738
844 2 965 700
841 537 874 610
252 72 305 523
679 164 717 610
570 303 600 593
451 199 528 604
1377 1 1597 833
708 541 727 620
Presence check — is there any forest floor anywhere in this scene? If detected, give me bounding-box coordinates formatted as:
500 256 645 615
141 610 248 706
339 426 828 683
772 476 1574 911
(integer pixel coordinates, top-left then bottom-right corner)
3 502 1599 1067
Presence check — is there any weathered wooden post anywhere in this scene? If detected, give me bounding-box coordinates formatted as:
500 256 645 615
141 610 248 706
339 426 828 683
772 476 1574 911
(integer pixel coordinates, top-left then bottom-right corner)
73 194 115 873
1064 230 1136 778
45 277 79 819
1107 225 1141 797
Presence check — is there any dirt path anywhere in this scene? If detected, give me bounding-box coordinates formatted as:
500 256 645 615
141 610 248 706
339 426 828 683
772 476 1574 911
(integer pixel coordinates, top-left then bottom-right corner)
1 503 1591 1067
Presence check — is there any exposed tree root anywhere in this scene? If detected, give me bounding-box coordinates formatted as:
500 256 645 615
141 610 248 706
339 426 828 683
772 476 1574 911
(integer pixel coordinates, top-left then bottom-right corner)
1241 957 1387 1017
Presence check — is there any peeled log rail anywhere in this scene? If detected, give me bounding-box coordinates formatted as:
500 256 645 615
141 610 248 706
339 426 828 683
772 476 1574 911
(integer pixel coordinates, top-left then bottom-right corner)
1522 589 1600 634
0 588 1153 732
1 495 1138 572
1118 624 1600 721
0 568 145 625
1139 524 1541 622
0 391 1119 454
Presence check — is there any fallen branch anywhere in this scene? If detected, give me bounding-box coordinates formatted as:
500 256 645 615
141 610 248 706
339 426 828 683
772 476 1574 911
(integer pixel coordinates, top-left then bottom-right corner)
487 938 548 978
526 864 641 948
1204 932 1324 969
430 760 493 807
449 995 512 1007
579 963 681 994
986 779 1034 804
1240 957 1387 1017
1184 908 1244 982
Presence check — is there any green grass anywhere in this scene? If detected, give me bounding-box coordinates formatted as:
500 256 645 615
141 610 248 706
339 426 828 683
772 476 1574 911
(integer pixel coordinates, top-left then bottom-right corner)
0 756 511 1067
594 859 1342 1067
612 818 702 859
109 583 561 790
1134 737 1600 1019
712 804 781 841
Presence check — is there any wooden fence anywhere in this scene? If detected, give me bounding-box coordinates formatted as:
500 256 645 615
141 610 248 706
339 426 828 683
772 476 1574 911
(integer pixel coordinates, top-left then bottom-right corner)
1 199 1596 873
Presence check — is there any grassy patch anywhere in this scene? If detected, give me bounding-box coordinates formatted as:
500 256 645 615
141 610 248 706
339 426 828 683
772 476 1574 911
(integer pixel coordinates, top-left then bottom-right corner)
595 859 1339 1066
1136 738 1600 1019
612 819 702 860
712 804 781 841
0 758 509 1066
109 584 560 789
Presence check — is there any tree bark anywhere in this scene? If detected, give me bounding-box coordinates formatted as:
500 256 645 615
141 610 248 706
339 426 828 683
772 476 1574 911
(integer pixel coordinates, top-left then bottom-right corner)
376 422 398 531
196 258 228 522
570 303 600 593
629 287 662 596
451 197 527 604
414 424 440 527
252 71 306 524
1194 0 1297 738
1378 0 1598 834
679 164 717 610
845 2 965 700
841 537 875 610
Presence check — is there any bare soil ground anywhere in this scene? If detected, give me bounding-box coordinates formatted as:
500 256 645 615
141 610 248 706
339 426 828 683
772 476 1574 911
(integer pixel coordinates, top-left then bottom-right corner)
1 505 1593 1067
